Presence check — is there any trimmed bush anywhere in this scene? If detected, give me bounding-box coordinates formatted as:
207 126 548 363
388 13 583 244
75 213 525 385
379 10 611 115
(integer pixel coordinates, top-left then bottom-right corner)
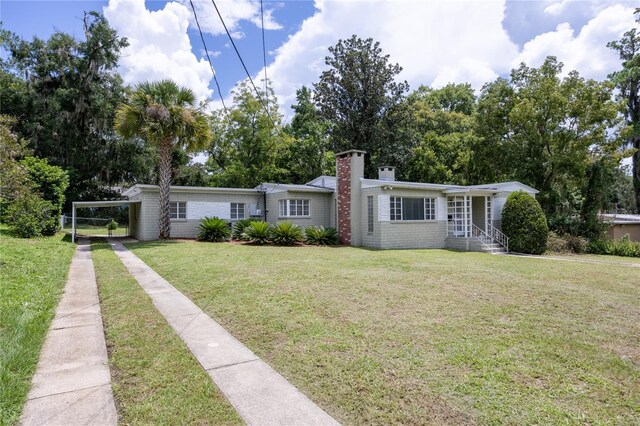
197 217 230 242
502 191 548 254
270 222 303 246
546 232 570 253
5 193 57 238
305 226 339 246
546 232 587 254
232 218 253 240
244 221 271 245
588 235 640 258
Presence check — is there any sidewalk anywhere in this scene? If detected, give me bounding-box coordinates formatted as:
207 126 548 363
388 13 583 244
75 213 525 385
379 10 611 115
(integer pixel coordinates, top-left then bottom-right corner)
20 239 117 426
108 239 339 426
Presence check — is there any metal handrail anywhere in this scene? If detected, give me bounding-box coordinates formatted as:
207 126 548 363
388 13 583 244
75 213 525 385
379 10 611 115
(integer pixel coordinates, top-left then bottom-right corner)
487 223 509 252
471 224 492 249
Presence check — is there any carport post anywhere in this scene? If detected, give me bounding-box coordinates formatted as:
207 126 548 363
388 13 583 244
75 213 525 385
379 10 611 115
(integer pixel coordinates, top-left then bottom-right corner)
71 203 76 243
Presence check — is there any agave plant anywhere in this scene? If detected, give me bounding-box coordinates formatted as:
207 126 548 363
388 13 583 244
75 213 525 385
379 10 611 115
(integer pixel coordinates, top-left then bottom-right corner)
244 221 272 245
232 218 253 240
305 226 339 246
270 222 303 246
197 217 230 242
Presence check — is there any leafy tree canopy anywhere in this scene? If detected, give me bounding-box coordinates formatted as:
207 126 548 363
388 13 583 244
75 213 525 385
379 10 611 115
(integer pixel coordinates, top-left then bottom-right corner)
313 35 410 176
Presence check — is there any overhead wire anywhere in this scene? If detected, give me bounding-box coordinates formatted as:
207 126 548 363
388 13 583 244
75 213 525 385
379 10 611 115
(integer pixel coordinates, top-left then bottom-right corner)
188 0 228 114
260 0 268 95
209 0 277 127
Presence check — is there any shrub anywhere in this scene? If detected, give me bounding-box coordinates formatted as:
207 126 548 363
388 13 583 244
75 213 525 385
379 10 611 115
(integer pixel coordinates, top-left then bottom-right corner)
546 232 588 254
588 235 640 258
107 220 118 231
232 218 253 240
270 222 303 246
5 193 57 238
244 221 271 245
546 232 570 253
305 226 339 246
565 235 587 254
502 191 548 254
197 217 230 242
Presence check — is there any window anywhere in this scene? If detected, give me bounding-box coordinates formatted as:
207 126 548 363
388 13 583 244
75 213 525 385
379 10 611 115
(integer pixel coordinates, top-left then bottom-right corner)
367 196 374 233
170 201 186 219
424 198 436 220
230 203 245 220
278 199 310 217
390 196 402 221
390 197 437 221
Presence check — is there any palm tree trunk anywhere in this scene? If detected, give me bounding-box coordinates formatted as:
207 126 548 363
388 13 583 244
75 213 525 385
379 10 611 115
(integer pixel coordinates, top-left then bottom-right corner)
158 138 173 239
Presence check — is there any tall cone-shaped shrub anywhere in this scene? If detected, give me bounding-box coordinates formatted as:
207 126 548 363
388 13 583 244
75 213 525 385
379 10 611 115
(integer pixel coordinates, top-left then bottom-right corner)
502 191 548 254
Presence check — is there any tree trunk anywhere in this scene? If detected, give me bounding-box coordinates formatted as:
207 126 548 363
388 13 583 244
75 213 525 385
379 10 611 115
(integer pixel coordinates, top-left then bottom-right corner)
634 136 640 214
158 138 173 239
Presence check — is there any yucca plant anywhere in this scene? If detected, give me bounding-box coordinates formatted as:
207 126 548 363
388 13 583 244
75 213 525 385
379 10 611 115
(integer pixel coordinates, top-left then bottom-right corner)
270 222 303 246
197 217 230 242
232 218 253 240
244 221 272 245
305 226 339 245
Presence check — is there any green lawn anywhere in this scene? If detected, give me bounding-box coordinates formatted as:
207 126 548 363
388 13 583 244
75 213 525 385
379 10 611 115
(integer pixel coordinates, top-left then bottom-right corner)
0 228 75 425
91 243 242 424
71 223 129 237
129 241 640 425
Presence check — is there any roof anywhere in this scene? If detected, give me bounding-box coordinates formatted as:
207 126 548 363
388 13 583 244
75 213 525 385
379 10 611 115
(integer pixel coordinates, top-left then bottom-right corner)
259 182 334 193
600 214 640 225
361 178 463 191
122 184 259 197
467 181 539 194
72 200 139 208
305 176 337 190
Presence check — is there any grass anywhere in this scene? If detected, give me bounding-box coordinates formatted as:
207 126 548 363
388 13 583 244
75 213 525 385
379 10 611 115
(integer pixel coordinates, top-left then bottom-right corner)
0 227 75 425
91 243 242 425
71 223 129 237
129 241 640 425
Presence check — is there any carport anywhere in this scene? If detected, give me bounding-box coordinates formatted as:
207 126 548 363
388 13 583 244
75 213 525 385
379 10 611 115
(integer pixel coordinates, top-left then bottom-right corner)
71 200 140 242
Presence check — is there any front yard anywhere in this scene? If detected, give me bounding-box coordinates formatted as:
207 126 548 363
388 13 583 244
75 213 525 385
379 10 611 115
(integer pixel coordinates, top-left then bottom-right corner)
0 228 75 425
129 241 639 425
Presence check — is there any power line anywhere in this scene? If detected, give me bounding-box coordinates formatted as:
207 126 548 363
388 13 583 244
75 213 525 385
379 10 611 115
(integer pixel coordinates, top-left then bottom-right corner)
209 0 277 127
260 0 268 95
189 0 228 114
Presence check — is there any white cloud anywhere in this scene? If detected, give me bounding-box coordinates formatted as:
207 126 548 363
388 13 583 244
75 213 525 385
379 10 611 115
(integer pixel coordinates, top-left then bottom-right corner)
259 0 519 116
178 0 281 38
544 0 572 16
515 4 638 79
104 0 213 101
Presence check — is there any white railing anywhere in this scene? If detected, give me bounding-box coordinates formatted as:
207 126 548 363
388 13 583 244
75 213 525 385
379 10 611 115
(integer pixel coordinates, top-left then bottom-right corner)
471 224 492 249
487 223 509 252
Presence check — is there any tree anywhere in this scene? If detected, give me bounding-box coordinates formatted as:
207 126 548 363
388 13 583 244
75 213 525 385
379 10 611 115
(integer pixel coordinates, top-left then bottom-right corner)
114 80 211 239
206 80 291 188
0 115 32 217
474 57 622 221
1 14 155 204
401 84 478 184
608 13 640 212
283 86 333 183
313 35 410 176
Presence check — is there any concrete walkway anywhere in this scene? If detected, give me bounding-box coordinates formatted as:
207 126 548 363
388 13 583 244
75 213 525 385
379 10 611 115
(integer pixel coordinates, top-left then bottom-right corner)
21 240 117 426
108 239 339 426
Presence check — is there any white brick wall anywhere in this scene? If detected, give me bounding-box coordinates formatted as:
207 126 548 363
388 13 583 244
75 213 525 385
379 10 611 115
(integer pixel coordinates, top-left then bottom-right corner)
378 194 390 221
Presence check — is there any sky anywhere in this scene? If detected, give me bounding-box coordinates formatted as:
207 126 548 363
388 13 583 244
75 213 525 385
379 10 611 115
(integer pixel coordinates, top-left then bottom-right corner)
2 0 639 118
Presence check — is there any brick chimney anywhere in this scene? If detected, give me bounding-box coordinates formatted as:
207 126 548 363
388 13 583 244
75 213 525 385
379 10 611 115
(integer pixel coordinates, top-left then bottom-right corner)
378 166 395 181
335 150 366 246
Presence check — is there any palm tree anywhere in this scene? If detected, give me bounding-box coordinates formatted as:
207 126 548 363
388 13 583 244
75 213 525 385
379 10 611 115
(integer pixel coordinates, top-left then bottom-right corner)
114 80 211 239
